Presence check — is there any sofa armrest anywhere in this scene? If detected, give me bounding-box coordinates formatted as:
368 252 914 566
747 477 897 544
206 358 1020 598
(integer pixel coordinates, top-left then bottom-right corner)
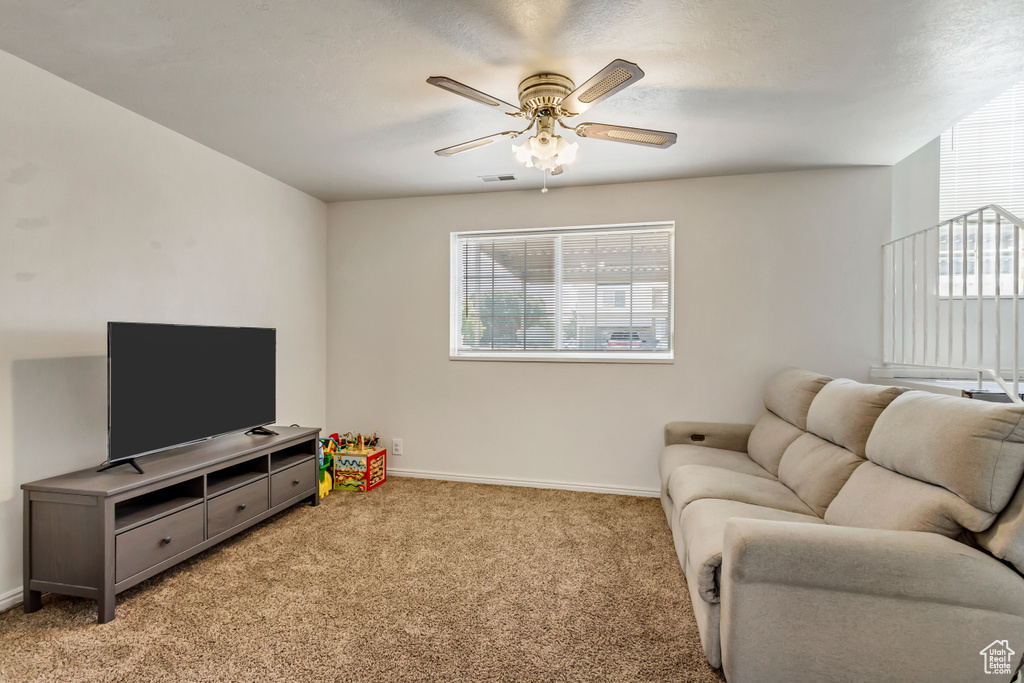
664 421 753 451
719 519 1024 683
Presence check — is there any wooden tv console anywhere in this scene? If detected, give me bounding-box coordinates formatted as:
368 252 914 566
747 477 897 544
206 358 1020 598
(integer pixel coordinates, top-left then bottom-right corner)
21 426 320 623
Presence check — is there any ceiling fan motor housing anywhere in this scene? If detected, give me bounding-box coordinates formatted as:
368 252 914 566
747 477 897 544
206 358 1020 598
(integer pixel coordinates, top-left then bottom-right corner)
518 73 575 117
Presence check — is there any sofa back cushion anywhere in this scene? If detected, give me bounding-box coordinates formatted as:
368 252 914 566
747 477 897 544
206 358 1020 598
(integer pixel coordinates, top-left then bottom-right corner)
825 462 996 536
777 434 864 517
746 368 831 475
762 368 831 431
864 392 1024 512
746 412 805 476
773 379 904 517
825 391 1024 541
805 379 907 457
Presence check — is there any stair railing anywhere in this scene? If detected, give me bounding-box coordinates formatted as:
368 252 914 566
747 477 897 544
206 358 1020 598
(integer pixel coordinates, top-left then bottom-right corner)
881 205 1024 404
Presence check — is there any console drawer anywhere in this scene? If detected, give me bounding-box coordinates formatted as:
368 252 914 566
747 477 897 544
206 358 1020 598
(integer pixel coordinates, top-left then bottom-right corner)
115 503 204 583
207 478 268 537
271 460 315 508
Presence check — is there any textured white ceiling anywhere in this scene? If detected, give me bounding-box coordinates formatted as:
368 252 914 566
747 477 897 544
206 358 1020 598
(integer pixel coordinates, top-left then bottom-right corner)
1 0 1023 202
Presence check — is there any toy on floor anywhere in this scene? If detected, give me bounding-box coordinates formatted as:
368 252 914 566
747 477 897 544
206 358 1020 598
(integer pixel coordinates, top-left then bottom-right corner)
328 431 381 452
332 439 386 492
317 437 342 499
325 429 386 492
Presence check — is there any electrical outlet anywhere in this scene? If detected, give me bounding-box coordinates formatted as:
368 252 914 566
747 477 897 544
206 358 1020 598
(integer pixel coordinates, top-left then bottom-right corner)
392 438 403 456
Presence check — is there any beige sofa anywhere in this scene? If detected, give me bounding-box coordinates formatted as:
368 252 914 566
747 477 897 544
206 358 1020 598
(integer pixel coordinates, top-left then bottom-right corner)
659 368 1024 683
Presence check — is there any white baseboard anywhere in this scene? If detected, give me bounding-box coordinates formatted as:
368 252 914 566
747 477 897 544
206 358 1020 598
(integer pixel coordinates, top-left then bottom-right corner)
0 586 22 614
388 467 659 498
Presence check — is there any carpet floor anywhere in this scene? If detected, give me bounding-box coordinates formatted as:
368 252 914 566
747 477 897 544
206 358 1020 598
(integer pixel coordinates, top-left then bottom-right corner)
0 477 724 682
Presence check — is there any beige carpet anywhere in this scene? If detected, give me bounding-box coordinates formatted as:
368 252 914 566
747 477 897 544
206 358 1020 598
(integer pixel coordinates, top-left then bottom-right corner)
0 477 723 682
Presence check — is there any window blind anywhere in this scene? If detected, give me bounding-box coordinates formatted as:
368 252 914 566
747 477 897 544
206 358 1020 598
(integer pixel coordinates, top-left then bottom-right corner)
452 223 673 358
940 81 1024 220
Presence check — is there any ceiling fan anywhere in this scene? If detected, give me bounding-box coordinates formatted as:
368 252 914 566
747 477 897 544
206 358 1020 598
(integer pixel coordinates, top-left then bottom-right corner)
427 59 677 182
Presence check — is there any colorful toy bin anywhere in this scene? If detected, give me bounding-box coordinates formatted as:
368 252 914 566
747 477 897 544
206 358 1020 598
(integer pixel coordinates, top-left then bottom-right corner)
334 447 387 492
320 433 386 493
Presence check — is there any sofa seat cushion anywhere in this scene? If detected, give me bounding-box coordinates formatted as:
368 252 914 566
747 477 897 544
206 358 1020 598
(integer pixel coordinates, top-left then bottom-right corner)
667 465 816 521
659 444 774 496
678 499 824 605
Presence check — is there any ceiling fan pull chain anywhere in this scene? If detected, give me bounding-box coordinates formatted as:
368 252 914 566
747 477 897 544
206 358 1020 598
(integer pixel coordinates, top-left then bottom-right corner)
541 171 549 194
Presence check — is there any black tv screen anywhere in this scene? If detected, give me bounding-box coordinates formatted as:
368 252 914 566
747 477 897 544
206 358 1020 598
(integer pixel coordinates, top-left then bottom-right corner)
108 322 276 463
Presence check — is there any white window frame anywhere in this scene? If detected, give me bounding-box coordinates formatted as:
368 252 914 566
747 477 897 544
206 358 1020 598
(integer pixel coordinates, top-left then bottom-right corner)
450 221 675 363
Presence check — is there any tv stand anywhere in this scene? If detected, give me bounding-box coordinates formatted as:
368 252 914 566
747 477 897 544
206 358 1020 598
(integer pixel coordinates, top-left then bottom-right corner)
96 458 145 475
246 425 279 436
22 426 319 623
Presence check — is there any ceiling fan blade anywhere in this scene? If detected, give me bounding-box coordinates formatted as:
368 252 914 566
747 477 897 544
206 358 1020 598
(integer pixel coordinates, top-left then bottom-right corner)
559 60 644 115
427 76 522 116
574 122 677 148
435 131 515 157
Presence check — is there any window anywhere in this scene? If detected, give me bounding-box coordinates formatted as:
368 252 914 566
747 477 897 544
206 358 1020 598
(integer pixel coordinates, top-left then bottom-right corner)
940 80 1024 220
936 80 1024 297
450 222 674 361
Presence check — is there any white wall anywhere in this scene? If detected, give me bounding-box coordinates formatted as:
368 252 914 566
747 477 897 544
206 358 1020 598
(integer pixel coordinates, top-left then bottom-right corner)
0 51 328 605
326 167 892 495
891 137 939 239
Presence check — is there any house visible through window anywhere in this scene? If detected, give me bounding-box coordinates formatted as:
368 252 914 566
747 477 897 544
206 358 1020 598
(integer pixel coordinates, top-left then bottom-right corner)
937 80 1024 297
451 222 674 360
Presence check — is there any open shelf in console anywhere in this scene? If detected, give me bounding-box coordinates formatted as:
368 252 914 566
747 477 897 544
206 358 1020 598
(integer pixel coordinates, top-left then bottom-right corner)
115 477 204 533
207 457 269 497
270 438 317 472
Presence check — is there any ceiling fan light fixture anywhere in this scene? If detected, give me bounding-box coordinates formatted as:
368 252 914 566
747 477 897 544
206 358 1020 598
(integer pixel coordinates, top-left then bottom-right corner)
511 141 535 166
512 133 578 171
555 137 579 165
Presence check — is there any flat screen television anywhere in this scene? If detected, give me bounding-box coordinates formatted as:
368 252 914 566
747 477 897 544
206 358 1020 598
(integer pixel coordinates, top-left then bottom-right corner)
106 322 276 472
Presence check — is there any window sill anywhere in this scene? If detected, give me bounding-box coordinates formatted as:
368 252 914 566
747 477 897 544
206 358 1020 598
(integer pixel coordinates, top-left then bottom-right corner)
449 351 674 364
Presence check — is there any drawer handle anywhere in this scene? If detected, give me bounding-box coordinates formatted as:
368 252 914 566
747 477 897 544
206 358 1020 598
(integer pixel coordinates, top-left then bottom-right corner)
238 503 247 511
292 479 300 485
160 537 172 546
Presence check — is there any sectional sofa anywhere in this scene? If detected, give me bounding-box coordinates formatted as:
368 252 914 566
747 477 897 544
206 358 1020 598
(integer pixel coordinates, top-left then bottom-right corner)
658 368 1024 683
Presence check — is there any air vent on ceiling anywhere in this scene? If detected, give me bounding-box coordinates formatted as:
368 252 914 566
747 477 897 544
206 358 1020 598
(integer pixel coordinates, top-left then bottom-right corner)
480 174 518 183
